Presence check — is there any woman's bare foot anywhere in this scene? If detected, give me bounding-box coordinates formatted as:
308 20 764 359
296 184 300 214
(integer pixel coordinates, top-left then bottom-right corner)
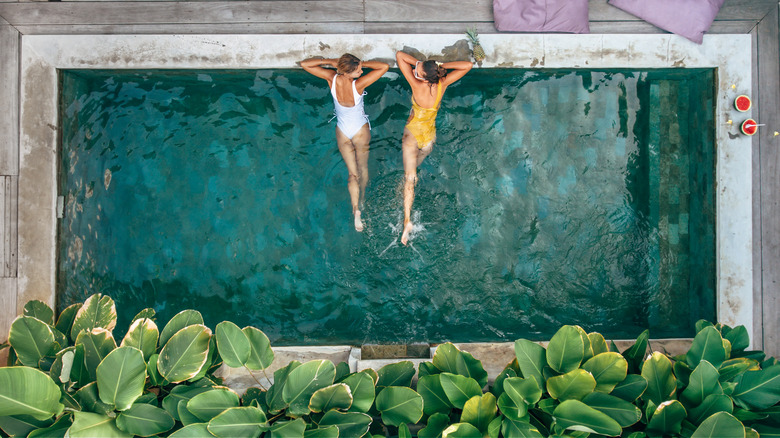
354 210 364 232
401 221 414 245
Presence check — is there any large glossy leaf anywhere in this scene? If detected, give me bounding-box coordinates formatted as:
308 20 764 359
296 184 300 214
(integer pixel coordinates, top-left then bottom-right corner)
76 328 117 381
115 404 175 437
0 414 54 436
688 326 727 369
309 383 353 412
243 327 274 370
9 316 55 367
546 369 596 401
266 360 301 413
0 367 64 420
187 387 240 421
719 358 758 382
610 374 647 401
691 412 745 438
546 325 585 374
552 399 622 437
461 393 497 433
23 300 54 325
55 303 81 341
504 377 542 406
75 382 114 415
622 329 649 373
147 354 165 388
207 406 267 438
304 425 339 438
440 372 483 409
215 321 250 368
168 423 214 438
120 318 159 360
132 308 156 322
162 385 212 421
377 361 416 389
732 364 780 410
319 411 372 437
443 422 482 437
70 294 117 340
589 333 609 356
418 413 451 438
641 352 676 405
491 366 517 399
282 359 336 417
582 352 628 393
723 325 750 352
27 413 72 438
687 394 733 425
514 339 548 388
647 400 686 436
341 370 375 413
159 310 204 347
417 374 453 415
502 416 545 438
582 392 641 427
432 343 463 375
681 360 722 407
375 386 424 426
498 392 528 421
267 418 305 438
67 412 130 438
96 346 146 411
157 324 212 383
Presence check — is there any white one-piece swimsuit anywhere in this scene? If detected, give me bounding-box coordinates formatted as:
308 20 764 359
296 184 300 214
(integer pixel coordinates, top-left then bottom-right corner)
330 75 370 140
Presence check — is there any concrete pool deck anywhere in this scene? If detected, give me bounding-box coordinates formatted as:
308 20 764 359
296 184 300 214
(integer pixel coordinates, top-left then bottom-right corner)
0 32 756 346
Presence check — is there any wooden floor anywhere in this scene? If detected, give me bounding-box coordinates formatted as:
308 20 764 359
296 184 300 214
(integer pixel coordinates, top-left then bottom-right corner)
0 0 778 356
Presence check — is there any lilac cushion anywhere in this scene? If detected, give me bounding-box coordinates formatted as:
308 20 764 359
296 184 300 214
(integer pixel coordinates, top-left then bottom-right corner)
493 0 590 34
608 0 726 44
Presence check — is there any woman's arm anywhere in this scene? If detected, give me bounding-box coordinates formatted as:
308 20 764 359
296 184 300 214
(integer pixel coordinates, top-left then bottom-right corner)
300 58 338 81
441 61 473 86
355 60 390 91
396 51 419 84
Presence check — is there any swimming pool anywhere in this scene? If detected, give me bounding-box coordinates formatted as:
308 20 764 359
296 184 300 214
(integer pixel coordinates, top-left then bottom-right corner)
57 67 716 344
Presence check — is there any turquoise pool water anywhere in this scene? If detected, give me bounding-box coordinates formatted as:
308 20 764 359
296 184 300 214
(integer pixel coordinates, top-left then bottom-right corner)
58 68 716 344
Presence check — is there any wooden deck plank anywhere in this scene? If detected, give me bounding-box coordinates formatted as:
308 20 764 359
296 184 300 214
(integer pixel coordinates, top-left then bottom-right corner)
750 26 763 350
0 277 17 344
0 25 18 177
0 177 5 278
2 176 16 278
0 1 365 25
757 4 779 357
11 22 366 35
589 0 777 22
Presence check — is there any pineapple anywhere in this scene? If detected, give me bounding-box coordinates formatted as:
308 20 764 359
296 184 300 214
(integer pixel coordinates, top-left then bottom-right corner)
466 28 485 63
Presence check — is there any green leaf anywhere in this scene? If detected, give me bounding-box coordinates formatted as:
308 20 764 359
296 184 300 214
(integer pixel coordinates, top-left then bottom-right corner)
267 418 305 438
732 364 780 410
491 366 517 399
641 352 676 405
375 386 423 426
691 412 745 438
687 394 733 425
24 300 54 325
146 354 164 387
546 369 596 401
75 382 114 415
502 416 545 438
754 424 780 438
688 326 727 369
723 326 750 352
588 333 609 356
647 400 686 436
96 346 146 411
582 392 641 427
162 385 212 421
419 361 440 378
266 360 301 413
622 329 649 374
207 406 268 438
341 370 375 413
157 324 212 383
67 412 131 438
514 339 547 388
419 412 451 438
0 414 54 437
440 372 483 409
120 318 158 361
55 303 81 342
28 413 73 438
719 358 758 382
9 316 55 367
309 383 353 412
0 367 64 420
610 374 647 401
159 310 204 347
433 343 463 375
76 328 117 381
504 377 542 406
115 404 174 437
304 425 339 438
70 294 117 340
399 422 412 438
242 327 274 370
498 392 528 421
169 423 214 438
458 350 489 389
377 360 415 389
546 325 585 374
443 422 482 437
418 374 453 415
461 393 497 433
214 321 250 368
187 387 240 421
319 411 372 437
488 415 502 438
582 352 628 393
681 360 722 407
552 399 622 437
282 359 336 417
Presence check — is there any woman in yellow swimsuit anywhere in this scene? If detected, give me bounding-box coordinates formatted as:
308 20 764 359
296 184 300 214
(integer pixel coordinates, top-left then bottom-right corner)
396 51 472 245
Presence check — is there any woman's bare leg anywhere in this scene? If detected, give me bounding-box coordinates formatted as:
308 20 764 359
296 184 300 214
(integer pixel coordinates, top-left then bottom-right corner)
401 129 433 245
351 125 371 208
336 127 364 231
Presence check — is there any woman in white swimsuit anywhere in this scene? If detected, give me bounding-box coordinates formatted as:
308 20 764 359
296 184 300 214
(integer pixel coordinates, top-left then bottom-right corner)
301 54 389 232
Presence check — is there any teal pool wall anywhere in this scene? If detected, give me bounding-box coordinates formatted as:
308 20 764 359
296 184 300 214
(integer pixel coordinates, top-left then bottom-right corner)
57 68 716 344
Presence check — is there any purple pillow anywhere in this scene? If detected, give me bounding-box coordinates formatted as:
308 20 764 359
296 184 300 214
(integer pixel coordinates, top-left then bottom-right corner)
608 0 726 44
493 0 590 34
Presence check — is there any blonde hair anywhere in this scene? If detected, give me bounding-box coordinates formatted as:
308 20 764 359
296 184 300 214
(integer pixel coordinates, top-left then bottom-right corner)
337 53 361 74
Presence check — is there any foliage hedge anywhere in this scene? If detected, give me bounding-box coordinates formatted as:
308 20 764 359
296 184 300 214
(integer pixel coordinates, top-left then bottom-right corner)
1 293 779 437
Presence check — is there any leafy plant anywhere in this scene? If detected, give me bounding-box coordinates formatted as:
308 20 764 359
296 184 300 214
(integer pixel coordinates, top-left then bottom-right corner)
1 293 779 438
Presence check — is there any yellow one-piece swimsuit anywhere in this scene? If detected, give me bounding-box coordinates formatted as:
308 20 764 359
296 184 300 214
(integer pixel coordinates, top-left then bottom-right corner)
405 82 443 149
